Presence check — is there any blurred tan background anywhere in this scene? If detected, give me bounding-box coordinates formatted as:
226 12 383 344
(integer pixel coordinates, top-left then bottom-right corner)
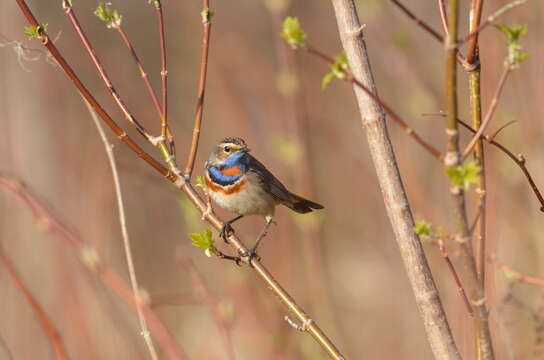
1 0 543 359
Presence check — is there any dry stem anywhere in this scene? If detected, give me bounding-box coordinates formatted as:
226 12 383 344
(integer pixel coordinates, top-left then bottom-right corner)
84 99 159 360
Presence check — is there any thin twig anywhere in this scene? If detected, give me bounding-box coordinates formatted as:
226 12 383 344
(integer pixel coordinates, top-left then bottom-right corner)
306 46 443 161
389 0 470 68
83 99 159 360
437 0 449 36
457 120 544 211
115 26 163 124
459 0 530 46
184 0 213 178
0 248 71 360
153 0 175 154
489 120 517 142
436 239 474 316
0 331 13 360
463 65 512 158
489 256 544 287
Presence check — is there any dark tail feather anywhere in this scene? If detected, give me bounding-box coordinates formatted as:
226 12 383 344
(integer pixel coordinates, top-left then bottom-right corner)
285 193 324 214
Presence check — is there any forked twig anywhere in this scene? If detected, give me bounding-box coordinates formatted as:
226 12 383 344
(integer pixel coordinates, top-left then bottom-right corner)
459 0 530 46
463 65 512 158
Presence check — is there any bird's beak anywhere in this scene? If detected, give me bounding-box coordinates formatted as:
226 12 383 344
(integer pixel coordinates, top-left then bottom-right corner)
242 148 251 152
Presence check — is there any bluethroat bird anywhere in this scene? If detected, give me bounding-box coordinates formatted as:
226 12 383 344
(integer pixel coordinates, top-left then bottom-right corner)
205 137 324 261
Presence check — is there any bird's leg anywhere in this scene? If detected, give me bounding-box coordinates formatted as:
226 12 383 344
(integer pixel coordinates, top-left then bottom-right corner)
245 216 274 265
219 215 244 243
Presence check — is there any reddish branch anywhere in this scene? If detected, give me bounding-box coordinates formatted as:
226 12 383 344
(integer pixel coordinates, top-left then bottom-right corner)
0 248 70 360
184 0 213 178
307 46 443 161
457 120 544 211
116 26 163 127
60 1 153 141
389 0 470 68
436 239 474 316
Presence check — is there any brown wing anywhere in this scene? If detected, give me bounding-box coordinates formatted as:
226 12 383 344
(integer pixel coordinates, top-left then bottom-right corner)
245 154 324 213
245 154 291 203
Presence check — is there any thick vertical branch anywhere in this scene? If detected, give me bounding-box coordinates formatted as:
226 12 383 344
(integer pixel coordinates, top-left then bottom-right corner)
330 1 461 358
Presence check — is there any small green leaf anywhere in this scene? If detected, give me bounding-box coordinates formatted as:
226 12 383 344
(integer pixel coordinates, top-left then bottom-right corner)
95 2 122 29
414 220 432 238
495 24 527 44
321 52 349 90
148 0 160 5
201 7 215 21
190 229 215 251
195 175 206 189
24 24 47 39
445 160 481 190
280 16 307 49
495 24 528 68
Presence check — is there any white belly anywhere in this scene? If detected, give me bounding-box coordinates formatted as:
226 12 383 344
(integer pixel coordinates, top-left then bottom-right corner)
209 181 275 217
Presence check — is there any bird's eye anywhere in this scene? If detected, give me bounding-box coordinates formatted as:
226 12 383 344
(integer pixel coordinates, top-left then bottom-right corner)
224 146 231 153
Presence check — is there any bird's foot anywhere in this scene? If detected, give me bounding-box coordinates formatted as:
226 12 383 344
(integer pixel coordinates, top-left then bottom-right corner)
240 247 261 268
219 222 235 244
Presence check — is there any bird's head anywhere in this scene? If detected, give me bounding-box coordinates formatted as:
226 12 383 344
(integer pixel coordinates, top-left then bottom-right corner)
207 137 251 167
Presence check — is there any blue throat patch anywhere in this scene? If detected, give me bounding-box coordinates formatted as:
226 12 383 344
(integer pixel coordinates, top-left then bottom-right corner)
208 152 248 186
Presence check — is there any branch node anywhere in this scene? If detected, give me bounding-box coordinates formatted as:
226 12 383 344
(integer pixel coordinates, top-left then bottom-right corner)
444 151 460 167
347 24 366 39
455 234 470 244
284 315 313 332
149 135 167 146
471 296 487 307
517 153 526 164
